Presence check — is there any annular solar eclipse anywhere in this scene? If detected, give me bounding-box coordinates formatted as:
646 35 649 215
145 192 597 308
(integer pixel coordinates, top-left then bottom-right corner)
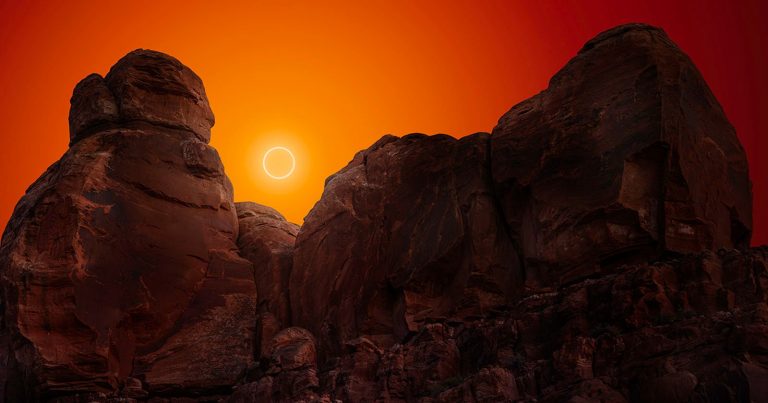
262 146 296 180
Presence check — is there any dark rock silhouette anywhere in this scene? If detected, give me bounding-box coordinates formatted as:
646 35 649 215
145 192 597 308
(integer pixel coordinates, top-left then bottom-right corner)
1 24 765 402
230 327 320 402
290 133 521 358
236 202 298 359
491 24 752 287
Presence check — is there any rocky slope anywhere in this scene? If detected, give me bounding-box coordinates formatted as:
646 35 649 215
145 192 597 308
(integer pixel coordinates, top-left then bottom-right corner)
1 24 765 402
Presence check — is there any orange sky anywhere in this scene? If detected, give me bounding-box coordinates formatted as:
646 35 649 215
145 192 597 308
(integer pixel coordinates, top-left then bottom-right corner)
1 0 766 245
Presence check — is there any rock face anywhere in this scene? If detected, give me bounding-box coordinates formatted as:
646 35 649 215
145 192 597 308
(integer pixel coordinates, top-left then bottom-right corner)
491 24 752 286
1 50 256 400
302 247 768 402
236 202 298 359
69 50 215 145
290 133 521 356
282 23 762 402
229 327 320 403
289 23 753 354
1 24 766 403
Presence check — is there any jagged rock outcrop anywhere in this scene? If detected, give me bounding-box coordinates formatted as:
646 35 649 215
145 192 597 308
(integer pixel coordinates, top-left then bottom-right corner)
290 133 521 357
229 327 321 403
0 50 256 400
283 23 762 402
69 50 215 145
303 248 767 402
1 24 765 403
290 21 754 350
491 24 752 286
236 202 299 359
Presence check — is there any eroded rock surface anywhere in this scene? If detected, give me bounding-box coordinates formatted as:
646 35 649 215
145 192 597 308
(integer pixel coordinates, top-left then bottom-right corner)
1 24 766 403
229 327 321 403
283 23 762 402
291 133 521 357
1 50 255 400
236 202 299 359
69 49 215 144
306 248 768 402
491 24 752 286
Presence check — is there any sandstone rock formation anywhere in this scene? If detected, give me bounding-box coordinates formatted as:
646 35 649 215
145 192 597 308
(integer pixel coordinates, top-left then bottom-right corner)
236 202 298 359
491 24 752 286
302 247 768 402
290 133 521 357
2 24 766 402
1 50 256 400
288 23 753 357
229 327 321 403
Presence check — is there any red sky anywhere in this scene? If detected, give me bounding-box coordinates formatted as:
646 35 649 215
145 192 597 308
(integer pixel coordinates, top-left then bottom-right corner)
0 0 765 245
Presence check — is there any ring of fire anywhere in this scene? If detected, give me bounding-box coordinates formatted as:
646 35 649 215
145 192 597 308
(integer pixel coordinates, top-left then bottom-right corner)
262 146 296 180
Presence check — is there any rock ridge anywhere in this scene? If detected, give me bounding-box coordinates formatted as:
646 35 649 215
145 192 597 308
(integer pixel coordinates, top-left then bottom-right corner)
1 23 764 402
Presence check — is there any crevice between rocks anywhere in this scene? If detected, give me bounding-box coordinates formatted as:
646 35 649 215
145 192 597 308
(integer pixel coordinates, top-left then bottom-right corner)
484 133 528 291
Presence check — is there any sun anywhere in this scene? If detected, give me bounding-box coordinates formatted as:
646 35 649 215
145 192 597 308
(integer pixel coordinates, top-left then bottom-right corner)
262 146 296 180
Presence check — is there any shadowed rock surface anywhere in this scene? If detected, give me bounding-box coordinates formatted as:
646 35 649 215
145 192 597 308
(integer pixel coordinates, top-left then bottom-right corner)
236 202 299 359
1 24 766 402
290 133 521 357
491 24 752 287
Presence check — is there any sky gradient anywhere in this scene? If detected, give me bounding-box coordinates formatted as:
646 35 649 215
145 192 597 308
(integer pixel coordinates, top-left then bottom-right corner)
0 0 765 245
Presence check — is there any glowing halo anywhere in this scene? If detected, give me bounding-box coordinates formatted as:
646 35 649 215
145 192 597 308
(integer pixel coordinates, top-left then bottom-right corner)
262 146 296 180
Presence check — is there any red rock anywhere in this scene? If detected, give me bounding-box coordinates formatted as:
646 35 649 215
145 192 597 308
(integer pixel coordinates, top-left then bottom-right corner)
552 336 596 380
0 49 255 400
231 327 320 402
284 24 764 403
103 49 215 143
2 23 766 403
227 379 274 403
436 367 519 403
267 327 317 371
236 201 298 357
317 247 766 402
291 133 521 356
636 371 698 403
254 311 283 362
567 379 627 403
335 337 383 402
491 24 752 286
68 73 118 145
